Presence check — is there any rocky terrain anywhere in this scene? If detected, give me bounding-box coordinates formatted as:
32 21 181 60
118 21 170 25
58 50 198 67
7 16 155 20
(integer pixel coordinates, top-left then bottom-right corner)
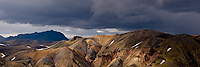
0 29 200 67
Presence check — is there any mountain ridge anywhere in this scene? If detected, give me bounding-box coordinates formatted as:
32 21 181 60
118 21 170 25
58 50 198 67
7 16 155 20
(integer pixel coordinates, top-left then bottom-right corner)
1 30 68 42
0 35 4 41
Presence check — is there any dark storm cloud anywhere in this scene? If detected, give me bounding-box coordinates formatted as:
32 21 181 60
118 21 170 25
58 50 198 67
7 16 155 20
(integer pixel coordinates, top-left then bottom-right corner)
160 0 200 13
0 0 92 25
0 0 200 34
90 0 200 34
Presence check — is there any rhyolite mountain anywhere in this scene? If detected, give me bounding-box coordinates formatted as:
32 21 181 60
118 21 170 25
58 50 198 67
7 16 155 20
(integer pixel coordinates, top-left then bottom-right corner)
3 30 68 42
0 29 200 67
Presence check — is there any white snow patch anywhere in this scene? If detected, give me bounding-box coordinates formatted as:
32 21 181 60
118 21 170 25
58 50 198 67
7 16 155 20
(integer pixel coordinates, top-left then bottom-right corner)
37 49 44 50
37 48 48 50
109 40 114 46
135 46 138 49
131 41 142 48
1 53 5 58
37 46 50 50
46 46 50 49
11 57 16 61
167 48 171 52
160 60 165 64
0 44 6 46
26 46 31 48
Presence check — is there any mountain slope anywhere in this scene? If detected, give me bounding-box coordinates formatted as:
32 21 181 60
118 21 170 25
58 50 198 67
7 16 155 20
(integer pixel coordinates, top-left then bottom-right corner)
0 35 4 41
1 29 200 67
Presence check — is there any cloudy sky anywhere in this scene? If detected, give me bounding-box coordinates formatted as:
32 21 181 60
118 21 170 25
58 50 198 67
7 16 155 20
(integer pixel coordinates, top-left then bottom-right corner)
0 0 200 38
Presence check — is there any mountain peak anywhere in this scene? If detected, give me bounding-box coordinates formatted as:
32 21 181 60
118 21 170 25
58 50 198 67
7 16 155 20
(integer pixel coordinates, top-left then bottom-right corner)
70 36 83 41
47 30 56 32
0 35 4 41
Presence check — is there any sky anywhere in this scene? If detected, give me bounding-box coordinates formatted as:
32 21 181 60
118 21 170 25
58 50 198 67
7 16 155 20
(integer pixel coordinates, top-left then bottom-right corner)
0 0 200 38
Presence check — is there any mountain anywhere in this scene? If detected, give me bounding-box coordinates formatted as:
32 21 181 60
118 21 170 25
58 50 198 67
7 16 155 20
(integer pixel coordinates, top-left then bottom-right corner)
0 30 68 46
5 30 68 42
0 35 4 41
0 29 200 67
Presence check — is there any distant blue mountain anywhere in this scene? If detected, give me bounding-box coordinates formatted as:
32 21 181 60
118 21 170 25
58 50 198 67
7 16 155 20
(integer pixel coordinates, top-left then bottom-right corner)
4 30 68 42
0 35 4 41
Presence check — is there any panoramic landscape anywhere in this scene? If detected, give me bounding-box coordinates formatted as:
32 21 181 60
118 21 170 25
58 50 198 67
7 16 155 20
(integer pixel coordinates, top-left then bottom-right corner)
0 0 200 67
0 29 200 67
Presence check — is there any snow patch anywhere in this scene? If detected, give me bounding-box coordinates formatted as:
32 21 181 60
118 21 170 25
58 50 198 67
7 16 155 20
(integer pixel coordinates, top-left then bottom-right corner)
11 57 16 61
27 46 31 48
160 60 165 64
0 44 6 46
167 48 171 52
135 46 138 49
1 53 5 58
131 41 142 48
37 46 51 50
37 49 44 50
109 40 114 46
46 46 51 49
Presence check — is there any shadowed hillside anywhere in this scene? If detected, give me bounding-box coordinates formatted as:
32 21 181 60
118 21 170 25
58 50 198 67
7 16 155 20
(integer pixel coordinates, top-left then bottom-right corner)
0 35 4 41
5 30 68 41
0 30 68 46
0 29 200 67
